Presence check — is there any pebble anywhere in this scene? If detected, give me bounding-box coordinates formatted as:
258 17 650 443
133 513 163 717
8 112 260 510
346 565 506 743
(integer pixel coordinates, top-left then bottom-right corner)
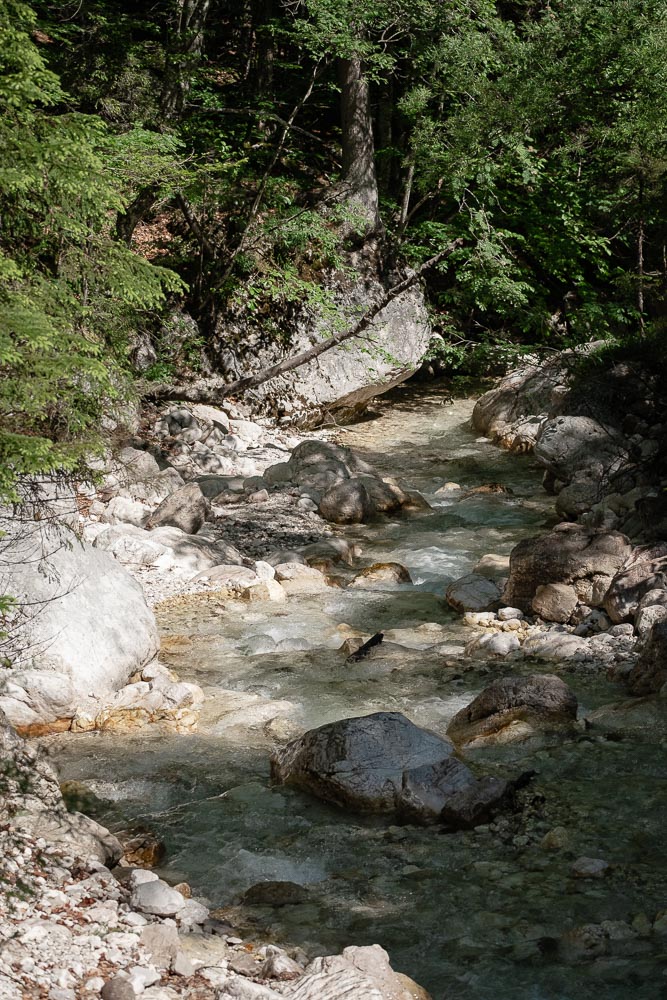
571 857 611 878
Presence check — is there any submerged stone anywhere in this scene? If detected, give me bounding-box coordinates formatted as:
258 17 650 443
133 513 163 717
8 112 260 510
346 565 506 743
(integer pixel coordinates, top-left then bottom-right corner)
270 711 509 827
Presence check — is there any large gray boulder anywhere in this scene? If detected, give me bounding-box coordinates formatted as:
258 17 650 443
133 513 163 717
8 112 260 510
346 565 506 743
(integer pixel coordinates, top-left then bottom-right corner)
270 711 509 828
0 521 159 731
145 482 208 534
447 675 578 748
534 415 629 486
0 711 122 863
503 523 632 617
626 621 667 695
472 355 571 451
604 543 667 623
227 252 432 419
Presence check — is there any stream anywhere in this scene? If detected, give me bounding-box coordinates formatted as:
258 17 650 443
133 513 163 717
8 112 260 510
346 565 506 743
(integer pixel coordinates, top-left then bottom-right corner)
49 384 667 999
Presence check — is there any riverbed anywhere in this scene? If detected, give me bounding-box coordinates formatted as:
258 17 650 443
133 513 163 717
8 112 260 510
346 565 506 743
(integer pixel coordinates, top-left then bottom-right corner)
50 383 667 999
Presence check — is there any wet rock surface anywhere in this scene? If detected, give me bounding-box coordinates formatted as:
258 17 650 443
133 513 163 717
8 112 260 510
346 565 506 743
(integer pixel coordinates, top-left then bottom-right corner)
271 711 510 827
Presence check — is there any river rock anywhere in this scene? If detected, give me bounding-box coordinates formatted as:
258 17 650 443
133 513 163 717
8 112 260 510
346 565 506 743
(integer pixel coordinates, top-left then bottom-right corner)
603 543 667 622
626 621 667 695
94 523 242 573
447 674 577 747
521 632 591 661
270 711 509 827
349 563 412 587
532 583 579 623
101 496 152 528
534 415 629 485
318 479 375 524
273 563 329 593
145 483 208 534
503 523 632 614
285 944 430 1000
465 632 520 658
471 355 569 450
131 879 186 917
0 711 123 863
446 573 502 612
0 521 159 730
634 604 667 638
356 475 407 513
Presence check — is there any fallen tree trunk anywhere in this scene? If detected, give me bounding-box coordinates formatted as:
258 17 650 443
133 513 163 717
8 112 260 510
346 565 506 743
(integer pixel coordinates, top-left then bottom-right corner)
143 239 462 405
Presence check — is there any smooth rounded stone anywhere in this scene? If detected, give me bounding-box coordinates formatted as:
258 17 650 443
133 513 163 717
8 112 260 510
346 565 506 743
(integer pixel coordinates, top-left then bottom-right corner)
100 977 135 1000
0 521 159 731
318 479 375 525
129 868 159 887
534 415 629 484
555 474 605 519
498 606 524 621
356 475 407 513
145 483 208 535
571 857 610 879
503 523 632 613
532 583 578 624
463 611 497 626
248 489 270 504
473 553 511 580
626 621 667 695
465 632 520 659
297 496 318 512
521 632 591 661
637 587 667 613
290 439 351 470
131 879 186 916
263 462 294 486
189 402 231 433
604 543 667 622
447 674 577 748
301 538 357 567
242 881 310 907
634 603 667 637
446 573 502 613
271 711 509 828
101 496 152 528
541 826 570 850
348 563 412 588
434 482 462 495
273 563 329 593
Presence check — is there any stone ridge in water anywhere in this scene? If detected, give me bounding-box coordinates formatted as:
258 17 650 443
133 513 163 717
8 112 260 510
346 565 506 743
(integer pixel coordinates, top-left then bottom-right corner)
270 711 509 828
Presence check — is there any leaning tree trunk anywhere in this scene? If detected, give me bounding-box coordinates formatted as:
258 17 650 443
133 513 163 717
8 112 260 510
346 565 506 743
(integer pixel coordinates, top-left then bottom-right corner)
338 56 381 232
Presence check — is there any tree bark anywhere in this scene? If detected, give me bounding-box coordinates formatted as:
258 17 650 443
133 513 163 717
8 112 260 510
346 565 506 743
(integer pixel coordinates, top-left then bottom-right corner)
143 239 462 404
161 0 211 118
338 56 381 232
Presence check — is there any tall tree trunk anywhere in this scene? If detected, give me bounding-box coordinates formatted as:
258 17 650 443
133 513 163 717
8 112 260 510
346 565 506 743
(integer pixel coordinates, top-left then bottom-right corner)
251 0 275 97
338 56 381 232
161 0 211 118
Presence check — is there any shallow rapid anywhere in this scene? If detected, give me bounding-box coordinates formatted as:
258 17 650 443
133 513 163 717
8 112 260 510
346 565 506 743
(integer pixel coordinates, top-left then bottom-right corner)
51 384 667 1000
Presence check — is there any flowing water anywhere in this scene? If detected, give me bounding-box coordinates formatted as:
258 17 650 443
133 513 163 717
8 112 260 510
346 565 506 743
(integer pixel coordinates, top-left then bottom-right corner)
51 384 667 999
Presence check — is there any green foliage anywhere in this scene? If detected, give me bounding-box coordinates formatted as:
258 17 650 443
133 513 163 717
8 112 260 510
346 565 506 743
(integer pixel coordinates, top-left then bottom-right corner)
0 0 184 503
